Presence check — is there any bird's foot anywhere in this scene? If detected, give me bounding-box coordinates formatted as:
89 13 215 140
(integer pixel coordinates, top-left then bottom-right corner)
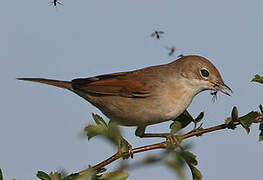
165 134 184 150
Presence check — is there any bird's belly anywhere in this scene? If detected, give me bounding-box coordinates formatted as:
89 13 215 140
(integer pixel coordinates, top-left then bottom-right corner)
76 83 195 126
91 94 192 127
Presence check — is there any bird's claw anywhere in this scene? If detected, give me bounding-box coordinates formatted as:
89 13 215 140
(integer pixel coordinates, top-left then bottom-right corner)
165 134 183 150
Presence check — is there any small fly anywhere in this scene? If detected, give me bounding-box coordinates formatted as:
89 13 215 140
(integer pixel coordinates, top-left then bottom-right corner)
49 0 64 7
210 91 218 102
166 46 176 56
151 30 164 40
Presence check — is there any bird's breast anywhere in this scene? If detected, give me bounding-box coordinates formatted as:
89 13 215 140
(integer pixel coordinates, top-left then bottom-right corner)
162 83 196 120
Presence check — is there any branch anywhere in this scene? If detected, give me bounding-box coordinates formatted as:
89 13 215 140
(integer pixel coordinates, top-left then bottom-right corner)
78 115 263 176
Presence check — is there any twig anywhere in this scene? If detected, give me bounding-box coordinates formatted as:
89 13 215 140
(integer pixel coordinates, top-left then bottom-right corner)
79 142 167 175
78 115 263 175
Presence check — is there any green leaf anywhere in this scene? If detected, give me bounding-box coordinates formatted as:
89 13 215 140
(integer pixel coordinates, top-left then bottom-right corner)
259 104 263 113
63 173 79 180
63 175 78 180
170 121 183 134
143 155 159 164
194 112 204 123
99 171 130 180
181 151 198 166
231 106 238 121
166 153 186 179
181 151 202 180
189 165 202 180
259 131 263 142
0 168 3 180
92 113 108 127
251 74 263 84
119 138 131 159
36 171 52 180
84 116 122 146
170 110 194 133
166 151 202 180
259 122 263 131
239 111 259 134
225 106 239 129
85 124 107 140
57 168 68 179
96 168 107 174
72 167 97 180
225 117 232 124
107 122 122 145
259 123 263 142
49 172 63 180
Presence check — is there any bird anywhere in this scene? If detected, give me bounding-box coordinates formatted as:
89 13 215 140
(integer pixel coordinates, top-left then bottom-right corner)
18 55 232 139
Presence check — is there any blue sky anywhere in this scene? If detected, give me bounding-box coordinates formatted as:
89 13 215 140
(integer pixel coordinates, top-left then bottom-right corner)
1 0 263 179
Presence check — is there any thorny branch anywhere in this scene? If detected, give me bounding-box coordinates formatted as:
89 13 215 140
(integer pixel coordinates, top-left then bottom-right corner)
79 115 263 176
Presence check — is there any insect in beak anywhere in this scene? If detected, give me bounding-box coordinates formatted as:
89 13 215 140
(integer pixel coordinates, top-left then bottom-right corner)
210 91 218 102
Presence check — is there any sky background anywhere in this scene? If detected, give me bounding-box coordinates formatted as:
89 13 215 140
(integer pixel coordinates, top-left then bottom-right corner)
1 0 263 179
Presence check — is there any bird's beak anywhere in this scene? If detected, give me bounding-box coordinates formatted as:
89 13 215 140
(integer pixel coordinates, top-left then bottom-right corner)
213 82 233 96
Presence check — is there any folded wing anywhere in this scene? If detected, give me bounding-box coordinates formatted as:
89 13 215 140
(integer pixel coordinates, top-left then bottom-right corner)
72 72 151 97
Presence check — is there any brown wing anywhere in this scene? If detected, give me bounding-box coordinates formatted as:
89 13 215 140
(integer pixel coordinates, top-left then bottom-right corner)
72 72 152 97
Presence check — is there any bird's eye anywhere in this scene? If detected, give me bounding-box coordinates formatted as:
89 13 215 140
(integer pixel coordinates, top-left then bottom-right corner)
201 69 209 77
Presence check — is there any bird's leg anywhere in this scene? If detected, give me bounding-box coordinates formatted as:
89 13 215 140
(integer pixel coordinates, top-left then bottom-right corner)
135 126 183 149
135 126 171 138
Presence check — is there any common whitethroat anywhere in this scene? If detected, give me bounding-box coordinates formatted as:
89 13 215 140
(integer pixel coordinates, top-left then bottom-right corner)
18 55 232 139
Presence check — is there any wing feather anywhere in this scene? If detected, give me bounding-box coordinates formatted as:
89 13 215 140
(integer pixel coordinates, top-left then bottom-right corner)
72 72 151 97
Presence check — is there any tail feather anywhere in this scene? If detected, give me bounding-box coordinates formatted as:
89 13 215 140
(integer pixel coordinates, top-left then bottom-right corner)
17 78 73 91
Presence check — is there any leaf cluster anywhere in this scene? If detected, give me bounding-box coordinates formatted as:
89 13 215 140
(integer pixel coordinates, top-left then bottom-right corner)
84 113 131 158
251 74 263 84
84 113 122 146
225 106 262 138
166 151 202 180
34 114 131 180
170 111 204 135
36 168 129 180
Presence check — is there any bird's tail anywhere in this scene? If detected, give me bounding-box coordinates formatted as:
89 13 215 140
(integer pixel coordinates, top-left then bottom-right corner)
17 78 73 91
